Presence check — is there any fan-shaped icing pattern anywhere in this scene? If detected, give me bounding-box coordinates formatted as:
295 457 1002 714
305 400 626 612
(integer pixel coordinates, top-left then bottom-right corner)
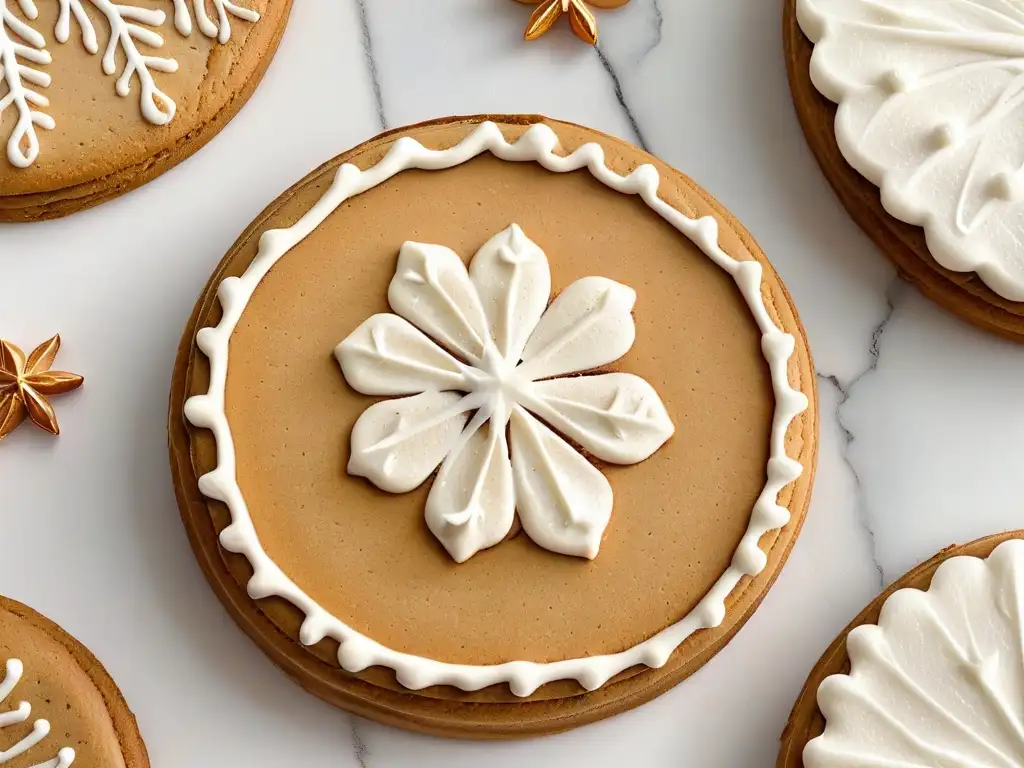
805 539 1024 767
798 0 1024 300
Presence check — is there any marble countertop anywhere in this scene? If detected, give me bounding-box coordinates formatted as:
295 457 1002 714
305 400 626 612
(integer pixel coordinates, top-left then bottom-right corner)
3 0 1022 765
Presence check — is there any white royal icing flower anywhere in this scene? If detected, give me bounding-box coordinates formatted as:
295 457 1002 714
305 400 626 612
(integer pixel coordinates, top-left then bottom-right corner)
799 0 1024 300
335 224 675 563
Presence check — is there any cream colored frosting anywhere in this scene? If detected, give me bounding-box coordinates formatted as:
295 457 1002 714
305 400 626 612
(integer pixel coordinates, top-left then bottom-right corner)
336 224 671 562
805 539 1024 767
798 0 1024 300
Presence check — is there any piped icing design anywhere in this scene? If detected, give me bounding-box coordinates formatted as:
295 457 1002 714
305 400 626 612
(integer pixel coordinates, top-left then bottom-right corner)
798 0 1024 301
336 224 674 563
0 0 260 168
184 121 809 696
805 539 1024 767
0 659 75 767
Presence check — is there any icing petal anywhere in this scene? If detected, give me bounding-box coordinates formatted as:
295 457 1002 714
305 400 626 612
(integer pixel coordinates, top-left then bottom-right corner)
516 276 636 381
335 314 468 396
509 407 611 560
425 415 514 563
348 391 472 493
388 241 492 364
522 373 674 464
469 224 551 363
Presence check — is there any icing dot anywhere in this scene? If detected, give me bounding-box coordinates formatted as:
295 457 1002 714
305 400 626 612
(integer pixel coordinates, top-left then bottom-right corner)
762 332 795 361
641 646 670 669
629 163 660 192
182 396 211 426
931 123 961 150
736 542 768 575
197 470 230 501
577 668 605 691
768 456 804 486
247 572 277 599
880 69 911 93
338 639 374 673
219 524 246 553
299 617 328 646
698 598 727 629
196 327 221 354
986 171 1021 202
509 674 539 698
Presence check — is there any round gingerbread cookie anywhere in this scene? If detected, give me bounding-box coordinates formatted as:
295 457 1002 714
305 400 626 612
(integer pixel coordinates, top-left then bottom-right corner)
169 114 818 737
0 595 148 767
778 530 1024 767
786 0 1024 341
0 0 291 221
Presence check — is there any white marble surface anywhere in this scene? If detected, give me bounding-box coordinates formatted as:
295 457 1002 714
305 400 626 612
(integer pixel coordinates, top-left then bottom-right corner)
0 0 1020 765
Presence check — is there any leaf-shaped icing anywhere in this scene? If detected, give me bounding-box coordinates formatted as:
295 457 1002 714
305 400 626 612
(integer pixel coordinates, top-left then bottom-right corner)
335 314 468 396
425 415 515 563
523 372 674 464
804 539 1024 767
509 407 611 560
517 276 636 381
469 224 551 364
388 241 492 364
799 0 1024 299
348 391 472 494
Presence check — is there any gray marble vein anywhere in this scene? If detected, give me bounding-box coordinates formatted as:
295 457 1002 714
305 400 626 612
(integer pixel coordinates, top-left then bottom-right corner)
354 0 387 130
594 45 650 151
350 717 370 767
639 0 664 63
815 277 906 590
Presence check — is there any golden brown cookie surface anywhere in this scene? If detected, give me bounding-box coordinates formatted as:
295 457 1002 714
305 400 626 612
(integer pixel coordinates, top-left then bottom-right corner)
0 595 148 767
169 114 818 737
0 0 291 221
784 0 1024 342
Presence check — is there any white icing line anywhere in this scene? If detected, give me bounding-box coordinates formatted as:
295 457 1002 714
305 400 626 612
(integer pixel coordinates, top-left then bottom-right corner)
184 121 810 697
0 659 75 767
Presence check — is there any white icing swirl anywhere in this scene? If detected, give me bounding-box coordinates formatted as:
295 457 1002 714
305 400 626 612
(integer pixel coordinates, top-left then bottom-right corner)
184 121 809 696
805 539 1024 768
337 224 673 562
798 0 1024 300
0 659 75 767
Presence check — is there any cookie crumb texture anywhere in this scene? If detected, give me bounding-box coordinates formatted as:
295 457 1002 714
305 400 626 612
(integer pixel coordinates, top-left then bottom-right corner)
0 0 291 221
0 596 148 767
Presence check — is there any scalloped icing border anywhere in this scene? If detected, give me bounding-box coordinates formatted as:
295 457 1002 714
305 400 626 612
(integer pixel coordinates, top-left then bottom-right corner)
183 121 810 697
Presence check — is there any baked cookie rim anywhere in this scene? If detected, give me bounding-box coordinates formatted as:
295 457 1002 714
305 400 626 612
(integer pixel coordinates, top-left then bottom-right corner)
169 115 815 716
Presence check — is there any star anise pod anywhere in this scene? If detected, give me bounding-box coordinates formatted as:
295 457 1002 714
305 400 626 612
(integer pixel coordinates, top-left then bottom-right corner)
525 0 599 45
0 335 84 439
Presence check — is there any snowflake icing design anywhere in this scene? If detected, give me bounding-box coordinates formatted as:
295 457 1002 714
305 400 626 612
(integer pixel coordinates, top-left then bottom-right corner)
0 0 259 168
800 0 1024 299
335 224 675 563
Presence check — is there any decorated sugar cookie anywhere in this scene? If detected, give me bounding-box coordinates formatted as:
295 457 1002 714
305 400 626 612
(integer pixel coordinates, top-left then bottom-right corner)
779 531 1024 767
0 0 291 221
787 0 1024 340
0 595 148 767
170 115 817 737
